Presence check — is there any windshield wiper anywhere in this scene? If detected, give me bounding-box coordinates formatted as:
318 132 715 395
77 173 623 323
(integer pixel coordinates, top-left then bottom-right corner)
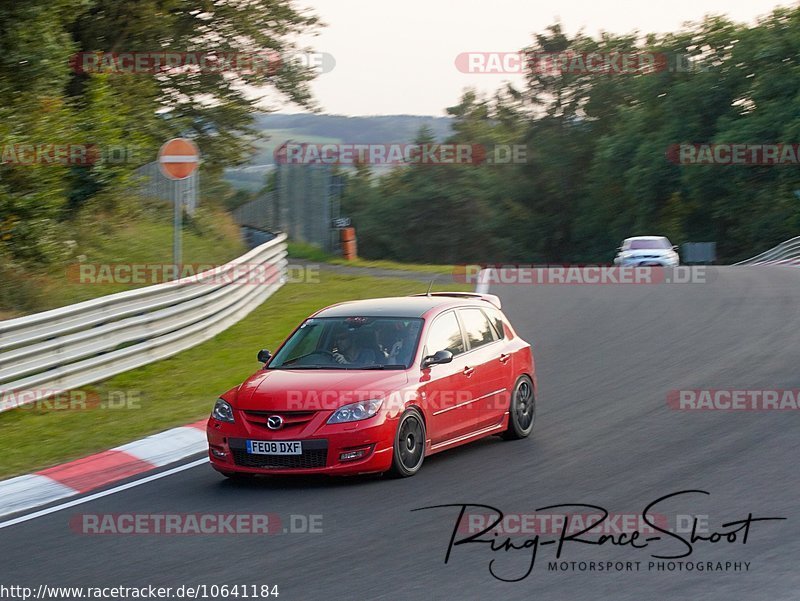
281 352 322 366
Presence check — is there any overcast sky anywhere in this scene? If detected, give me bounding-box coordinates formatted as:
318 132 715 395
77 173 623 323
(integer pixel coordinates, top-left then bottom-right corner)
270 0 795 116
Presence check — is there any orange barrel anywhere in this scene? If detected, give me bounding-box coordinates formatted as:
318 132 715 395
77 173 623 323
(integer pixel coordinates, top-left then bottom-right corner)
342 239 358 260
340 227 357 260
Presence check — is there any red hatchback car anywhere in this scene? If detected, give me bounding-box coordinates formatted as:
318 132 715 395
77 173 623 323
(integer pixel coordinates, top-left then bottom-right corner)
207 292 536 478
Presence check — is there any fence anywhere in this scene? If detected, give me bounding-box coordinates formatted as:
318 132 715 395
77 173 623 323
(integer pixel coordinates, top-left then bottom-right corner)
681 242 716 264
232 190 279 232
0 235 287 412
135 161 199 215
231 165 345 252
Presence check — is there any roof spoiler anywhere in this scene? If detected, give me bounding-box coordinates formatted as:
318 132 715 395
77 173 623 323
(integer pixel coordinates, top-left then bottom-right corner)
410 292 502 310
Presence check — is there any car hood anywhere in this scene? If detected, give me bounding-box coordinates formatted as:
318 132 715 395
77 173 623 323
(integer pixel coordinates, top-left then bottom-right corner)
233 368 410 411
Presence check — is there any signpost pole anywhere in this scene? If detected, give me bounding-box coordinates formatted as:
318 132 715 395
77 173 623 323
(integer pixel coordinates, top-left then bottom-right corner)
158 138 200 279
173 177 183 270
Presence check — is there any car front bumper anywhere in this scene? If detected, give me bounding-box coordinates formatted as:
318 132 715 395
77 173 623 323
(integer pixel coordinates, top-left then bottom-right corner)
206 413 397 476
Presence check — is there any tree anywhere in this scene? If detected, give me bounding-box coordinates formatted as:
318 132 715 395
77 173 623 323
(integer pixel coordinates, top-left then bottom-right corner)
1 0 322 263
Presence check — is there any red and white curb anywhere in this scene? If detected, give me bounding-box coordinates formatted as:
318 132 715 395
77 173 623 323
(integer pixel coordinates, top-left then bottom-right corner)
0 419 207 519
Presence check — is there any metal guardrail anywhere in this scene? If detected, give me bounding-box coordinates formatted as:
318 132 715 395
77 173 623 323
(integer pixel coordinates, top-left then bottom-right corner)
0 234 287 412
733 236 800 265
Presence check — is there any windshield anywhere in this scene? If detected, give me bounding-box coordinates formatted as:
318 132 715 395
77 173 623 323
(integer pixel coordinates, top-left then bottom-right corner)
268 317 423 370
628 239 671 250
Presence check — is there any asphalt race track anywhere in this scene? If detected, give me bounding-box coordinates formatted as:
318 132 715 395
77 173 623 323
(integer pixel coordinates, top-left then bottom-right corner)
3 266 800 600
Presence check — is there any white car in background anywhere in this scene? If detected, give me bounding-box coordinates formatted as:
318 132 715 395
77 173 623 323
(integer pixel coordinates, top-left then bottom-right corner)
613 236 680 267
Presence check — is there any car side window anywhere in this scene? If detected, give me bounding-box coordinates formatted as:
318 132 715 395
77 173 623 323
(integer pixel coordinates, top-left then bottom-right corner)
459 308 498 351
425 311 465 356
484 308 506 340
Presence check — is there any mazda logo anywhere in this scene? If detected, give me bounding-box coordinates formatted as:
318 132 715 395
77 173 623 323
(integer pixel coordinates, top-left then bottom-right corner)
266 415 283 430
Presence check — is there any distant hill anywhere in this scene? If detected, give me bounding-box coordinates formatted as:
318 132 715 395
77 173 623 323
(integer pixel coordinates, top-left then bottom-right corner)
253 113 453 148
224 113 454 190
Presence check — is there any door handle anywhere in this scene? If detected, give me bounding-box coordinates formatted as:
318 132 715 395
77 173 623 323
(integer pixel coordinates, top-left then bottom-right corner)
463 366 475 376
499 353 511 363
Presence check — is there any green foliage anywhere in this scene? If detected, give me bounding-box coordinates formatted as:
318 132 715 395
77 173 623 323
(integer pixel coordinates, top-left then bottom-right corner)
343 9 800 264
1 0 320 265
0 205 245 316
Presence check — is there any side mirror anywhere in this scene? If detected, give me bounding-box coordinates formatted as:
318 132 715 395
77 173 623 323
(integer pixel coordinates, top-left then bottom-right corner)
672 245 679 251
422 349 453 368
257 349 272 364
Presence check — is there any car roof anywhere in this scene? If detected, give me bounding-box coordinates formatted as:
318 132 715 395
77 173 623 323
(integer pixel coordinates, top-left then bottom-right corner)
624 235 668 241
313 295 495 319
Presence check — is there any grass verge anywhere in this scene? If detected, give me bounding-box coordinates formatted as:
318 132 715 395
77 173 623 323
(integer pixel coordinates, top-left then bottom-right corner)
0 272 471 478
287 241 457 275
0 208 245 317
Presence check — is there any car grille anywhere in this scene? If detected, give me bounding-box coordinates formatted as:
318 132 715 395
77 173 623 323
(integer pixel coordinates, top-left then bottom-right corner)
228 438 328 469
243 410 317 430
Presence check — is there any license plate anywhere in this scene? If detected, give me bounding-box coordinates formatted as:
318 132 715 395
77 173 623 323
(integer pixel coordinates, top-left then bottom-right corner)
246 440 302 455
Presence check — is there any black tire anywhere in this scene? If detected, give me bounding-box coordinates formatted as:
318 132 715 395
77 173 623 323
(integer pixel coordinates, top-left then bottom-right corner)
502 375 536 440
389 408 426 477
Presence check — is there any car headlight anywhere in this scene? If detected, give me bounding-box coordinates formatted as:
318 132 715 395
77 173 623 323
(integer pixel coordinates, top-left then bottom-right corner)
212 398 235 423
327 399 383 424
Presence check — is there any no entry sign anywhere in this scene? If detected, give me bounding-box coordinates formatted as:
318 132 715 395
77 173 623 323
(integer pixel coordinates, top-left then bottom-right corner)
158 138 200 180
